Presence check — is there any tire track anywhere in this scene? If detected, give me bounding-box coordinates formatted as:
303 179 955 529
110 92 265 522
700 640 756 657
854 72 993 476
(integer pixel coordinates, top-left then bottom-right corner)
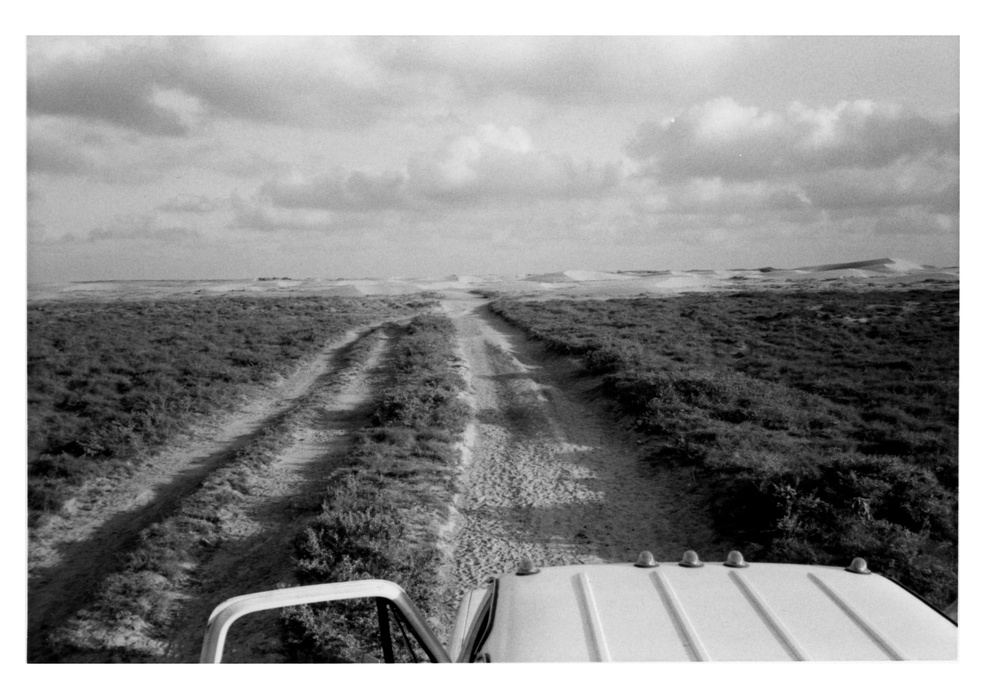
160 328 391 662
27 325 387 661
439 292 724 615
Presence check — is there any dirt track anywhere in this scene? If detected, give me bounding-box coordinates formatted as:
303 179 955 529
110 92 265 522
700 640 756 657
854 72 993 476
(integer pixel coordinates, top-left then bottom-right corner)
29 295 723 661
27 327 389 662
439 292 724 614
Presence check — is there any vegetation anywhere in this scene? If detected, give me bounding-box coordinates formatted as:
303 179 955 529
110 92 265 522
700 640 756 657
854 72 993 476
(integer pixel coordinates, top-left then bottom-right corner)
49 412 300 660
27 296 424 523
281 314 470 662
41 325 391 661
490 287 958 608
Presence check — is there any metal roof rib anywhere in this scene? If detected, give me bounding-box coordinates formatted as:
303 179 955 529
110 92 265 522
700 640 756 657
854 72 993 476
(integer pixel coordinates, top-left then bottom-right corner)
807 573 908 660
728 571 812 661
651 570 711 661
573 573 613 662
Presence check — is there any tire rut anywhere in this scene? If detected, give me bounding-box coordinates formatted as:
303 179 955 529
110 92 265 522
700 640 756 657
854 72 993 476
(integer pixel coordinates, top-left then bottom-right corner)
439 292 724 615
27 325 387 662
161 329 391 662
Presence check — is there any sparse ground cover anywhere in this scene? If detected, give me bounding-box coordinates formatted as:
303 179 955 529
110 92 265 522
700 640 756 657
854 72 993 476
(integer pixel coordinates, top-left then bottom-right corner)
490 286 958 609
42 328 391 661
27 296 425 524
48 408 302 660
281 314 470 662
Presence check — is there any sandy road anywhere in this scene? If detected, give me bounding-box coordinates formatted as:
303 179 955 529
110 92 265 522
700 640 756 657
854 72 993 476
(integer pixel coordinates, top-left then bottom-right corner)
160 329 391 662
439 292 724 613
27 326 389 661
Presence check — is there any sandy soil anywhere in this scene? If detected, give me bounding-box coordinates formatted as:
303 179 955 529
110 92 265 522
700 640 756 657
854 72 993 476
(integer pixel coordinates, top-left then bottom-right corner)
161 329 390 662
438 291 726 617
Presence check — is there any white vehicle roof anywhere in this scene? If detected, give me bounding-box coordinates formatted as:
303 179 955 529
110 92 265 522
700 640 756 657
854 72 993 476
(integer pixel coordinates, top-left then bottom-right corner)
475 557 956 662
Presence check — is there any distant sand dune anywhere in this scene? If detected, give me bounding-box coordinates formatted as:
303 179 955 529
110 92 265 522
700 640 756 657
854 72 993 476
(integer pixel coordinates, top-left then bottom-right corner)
28 258 957 302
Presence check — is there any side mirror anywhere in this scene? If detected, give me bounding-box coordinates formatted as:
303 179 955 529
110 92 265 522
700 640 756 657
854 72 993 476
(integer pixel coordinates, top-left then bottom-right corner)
199 579 451 663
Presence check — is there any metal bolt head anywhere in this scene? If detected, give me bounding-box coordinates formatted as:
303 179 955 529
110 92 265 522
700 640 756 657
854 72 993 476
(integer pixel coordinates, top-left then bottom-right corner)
724 550 749 568
634 550 659 568
679 550 704 568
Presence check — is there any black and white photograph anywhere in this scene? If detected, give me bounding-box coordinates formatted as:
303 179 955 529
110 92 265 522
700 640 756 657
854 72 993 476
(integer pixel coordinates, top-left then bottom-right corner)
19 17 977 685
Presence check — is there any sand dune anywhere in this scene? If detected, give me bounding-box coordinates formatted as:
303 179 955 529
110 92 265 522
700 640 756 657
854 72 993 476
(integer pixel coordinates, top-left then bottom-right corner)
28 258 957 303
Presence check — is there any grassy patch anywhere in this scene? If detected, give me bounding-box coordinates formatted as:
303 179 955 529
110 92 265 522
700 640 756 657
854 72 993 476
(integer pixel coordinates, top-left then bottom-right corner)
28 296 428 524
45 327 390 661
281 314 470 662
490 287 958 609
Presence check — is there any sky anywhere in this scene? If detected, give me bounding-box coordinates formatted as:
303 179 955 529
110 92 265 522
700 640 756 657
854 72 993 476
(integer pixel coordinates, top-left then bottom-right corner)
25 34 960 282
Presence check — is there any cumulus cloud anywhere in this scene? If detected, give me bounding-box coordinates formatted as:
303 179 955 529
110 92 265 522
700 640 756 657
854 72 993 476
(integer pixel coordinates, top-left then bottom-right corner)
25 37 765 139
408 125 622 202
249 125 623 218
27 37 420 136
86 215 200 243
623 97 959 232
629 98 959 181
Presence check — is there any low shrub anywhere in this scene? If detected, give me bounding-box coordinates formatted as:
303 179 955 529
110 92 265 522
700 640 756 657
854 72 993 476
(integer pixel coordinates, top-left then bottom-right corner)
490 288 958 609
281 313 469 662
27 296 421 523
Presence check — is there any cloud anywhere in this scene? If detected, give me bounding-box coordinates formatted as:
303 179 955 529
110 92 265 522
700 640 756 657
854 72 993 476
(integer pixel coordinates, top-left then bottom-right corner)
408 125 622 202
632 150 957 218
260 169 410 211
249 125 623 219
230 194 338 233
27 115 284 185
378 36 749 104
158 194 226 214
27 37 419 136
28 38 197 136
800 157 959 214
629 98 959 181
25 37 764 139
85 215 200 243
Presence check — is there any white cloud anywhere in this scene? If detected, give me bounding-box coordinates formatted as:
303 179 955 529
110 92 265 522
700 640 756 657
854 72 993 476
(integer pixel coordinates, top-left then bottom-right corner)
407 125 622 202
249 125 623 217
629 98 959 181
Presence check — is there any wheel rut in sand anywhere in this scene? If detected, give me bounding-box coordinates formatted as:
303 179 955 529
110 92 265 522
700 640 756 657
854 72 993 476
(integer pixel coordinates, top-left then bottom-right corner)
27 325 390 662
161 329 391 662
439 293 724 613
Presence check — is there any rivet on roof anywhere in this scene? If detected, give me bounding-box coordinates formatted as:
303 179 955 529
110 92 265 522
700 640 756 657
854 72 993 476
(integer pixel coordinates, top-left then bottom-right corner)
724 550 750 568
679 550 704 568
846 557 871 575
634 550 659 568
515 556 540 576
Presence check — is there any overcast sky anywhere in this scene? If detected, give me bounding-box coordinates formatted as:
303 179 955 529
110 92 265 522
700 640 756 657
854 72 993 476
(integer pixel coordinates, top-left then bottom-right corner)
26 35 959 282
